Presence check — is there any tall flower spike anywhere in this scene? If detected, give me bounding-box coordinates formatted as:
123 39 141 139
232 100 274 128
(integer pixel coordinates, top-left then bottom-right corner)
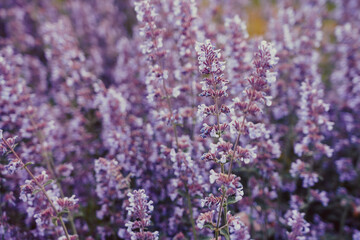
229 40 279 170
134 0 162 56
224 15 251 88
126 189 159 240
195 39 250 239
195 40 229 139
134 0 167 105
1 131 76 240
231 40 279 127
195 40 226 75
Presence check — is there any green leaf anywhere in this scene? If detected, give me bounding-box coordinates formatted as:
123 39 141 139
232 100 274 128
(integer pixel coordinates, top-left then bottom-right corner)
32 189 41 195
51 217 58 226
220 227 230 240
177 189 187 197
43 179 53 187
57 209 70 217
23 162 34 168
204 223 215 230
198 236 213 240
226 196 239 205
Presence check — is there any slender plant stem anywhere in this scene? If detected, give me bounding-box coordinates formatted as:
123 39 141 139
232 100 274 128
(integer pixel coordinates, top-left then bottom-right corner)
250 205 254 236
221 163 225 174
160 73 198 240
185 183 198 240
212 71 229 238
148 17 197 239
2 137 71 240
167 96 180 148
215 188 227 239
160 62 198 239
340 201 349 237
215 93 255 237
28 114 78 236
223 203 229 235
263 211 268 240
211 72 221 135
227 95 254 177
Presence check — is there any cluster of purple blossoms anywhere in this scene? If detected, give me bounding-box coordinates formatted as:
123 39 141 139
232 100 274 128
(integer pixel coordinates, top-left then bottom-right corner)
195 35 278 238
335 158 357 182
94 157 130 237
125 189 159 240
195 39 228 139
290 159 319 188
1 0 360 239
1 131 78 240
286 210 310 240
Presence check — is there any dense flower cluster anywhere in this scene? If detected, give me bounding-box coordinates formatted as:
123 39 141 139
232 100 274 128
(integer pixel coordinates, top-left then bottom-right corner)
286 210 310 240
125 189 159 240
1 0 360 239
1 133 77 239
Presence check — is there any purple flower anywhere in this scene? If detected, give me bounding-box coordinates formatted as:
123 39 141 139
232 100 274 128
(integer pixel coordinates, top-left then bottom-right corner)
55 195 79 211
126 189 159 240
353 230 360 240
310 190 329 207
286 210 310 240
336 158 357 182
196 210 214 229
290 159 319 188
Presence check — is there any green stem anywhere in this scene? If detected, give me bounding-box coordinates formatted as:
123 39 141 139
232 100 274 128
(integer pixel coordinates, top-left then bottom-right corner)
263 211 268 240
2 137 71 240
340 201 349 237
185 184 198 240
223 202 229 236
250 205 254 236
28 115 78 236
221 163 225 174
227 95 255 177
215 188 227 238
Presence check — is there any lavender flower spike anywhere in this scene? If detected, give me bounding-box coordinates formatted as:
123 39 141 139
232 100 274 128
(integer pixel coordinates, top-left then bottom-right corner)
126 189 159 240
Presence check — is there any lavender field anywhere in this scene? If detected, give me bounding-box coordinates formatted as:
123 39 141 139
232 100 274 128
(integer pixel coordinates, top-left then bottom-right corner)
1 0 360 239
